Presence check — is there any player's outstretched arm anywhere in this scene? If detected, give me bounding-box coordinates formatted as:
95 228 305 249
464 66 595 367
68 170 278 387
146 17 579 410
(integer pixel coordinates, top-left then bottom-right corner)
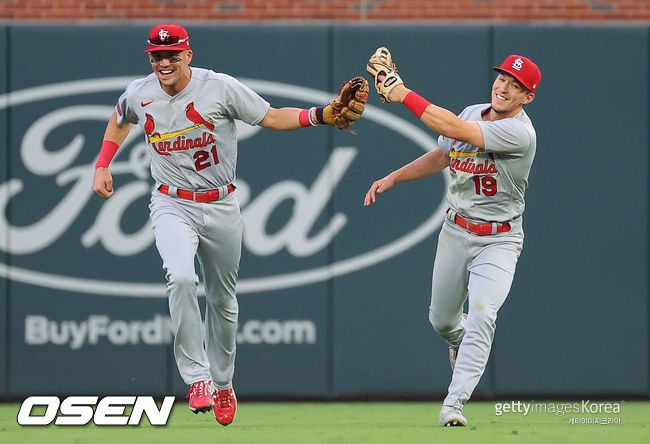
366 47 484 147
258 107 304 131
418 104 484 148
93 112 132 199
259 77 369 132
364 147 450 206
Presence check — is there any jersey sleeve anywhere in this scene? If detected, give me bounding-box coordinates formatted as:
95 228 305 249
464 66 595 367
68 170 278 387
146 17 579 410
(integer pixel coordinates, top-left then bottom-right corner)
221 75 270 126
115 87 139 125
438 135 454 155
477 118 531 154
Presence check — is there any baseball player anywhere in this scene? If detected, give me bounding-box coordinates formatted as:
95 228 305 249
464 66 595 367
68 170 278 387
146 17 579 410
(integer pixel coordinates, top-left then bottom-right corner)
364 48 541 427
92 23 368 426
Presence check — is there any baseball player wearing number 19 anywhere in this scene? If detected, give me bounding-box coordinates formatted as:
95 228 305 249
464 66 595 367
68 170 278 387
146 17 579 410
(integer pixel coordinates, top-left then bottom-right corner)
92 23 367 426
365 48 541 427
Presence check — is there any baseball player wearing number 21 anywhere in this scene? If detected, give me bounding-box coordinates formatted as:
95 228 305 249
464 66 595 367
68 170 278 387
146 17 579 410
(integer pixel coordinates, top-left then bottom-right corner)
92 24 368 426
365 48 541 427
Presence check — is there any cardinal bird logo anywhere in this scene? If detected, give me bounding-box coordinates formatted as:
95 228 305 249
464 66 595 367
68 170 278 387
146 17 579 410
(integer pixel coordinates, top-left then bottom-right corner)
144 113 159 137
185 102 215 131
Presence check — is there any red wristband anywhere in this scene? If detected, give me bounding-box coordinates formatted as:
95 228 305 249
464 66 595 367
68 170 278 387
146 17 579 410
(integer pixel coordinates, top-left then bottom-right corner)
95 140 119 169
298 109 311 127
403 91 431 118
299 107 323 127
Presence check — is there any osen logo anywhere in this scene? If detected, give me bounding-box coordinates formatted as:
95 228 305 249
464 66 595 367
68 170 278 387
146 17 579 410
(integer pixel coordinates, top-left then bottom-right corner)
17 396 175 426
0 78 449 297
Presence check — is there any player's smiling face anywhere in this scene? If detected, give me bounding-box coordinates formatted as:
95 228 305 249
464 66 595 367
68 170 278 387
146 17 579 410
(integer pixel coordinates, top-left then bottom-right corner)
149 50 193 95
490 72 534 118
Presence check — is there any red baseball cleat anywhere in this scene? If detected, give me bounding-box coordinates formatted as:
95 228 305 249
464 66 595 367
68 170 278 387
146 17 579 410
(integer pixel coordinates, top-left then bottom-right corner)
213 387 237 426
186 380 215 414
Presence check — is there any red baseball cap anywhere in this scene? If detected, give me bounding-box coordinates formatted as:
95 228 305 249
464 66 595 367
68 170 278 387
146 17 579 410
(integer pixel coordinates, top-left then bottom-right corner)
145 24 190 53
493 55 541 93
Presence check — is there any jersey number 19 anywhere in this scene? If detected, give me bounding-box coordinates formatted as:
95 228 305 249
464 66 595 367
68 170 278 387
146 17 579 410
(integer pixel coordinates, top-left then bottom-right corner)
472 176 497 196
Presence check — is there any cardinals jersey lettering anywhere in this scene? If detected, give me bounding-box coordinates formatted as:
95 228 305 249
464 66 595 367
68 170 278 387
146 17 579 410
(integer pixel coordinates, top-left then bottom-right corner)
116 68 270 190
438 103 536 222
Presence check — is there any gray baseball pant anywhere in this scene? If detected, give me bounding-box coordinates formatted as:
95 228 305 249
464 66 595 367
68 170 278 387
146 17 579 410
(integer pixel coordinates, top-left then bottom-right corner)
429 215 523 409
149 190 242 390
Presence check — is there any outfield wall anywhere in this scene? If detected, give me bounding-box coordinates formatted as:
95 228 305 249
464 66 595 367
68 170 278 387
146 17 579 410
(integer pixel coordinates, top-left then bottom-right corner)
0 24 647 398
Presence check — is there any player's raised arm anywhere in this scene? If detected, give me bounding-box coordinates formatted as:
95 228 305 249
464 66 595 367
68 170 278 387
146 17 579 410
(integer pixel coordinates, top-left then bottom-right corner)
92 112 132 199
364 147 450 206
366 47 485 148
258 77 369 131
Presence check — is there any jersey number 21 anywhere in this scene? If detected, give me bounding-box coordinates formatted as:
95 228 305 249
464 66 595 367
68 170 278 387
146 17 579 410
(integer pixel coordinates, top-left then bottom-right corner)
193 146 220 171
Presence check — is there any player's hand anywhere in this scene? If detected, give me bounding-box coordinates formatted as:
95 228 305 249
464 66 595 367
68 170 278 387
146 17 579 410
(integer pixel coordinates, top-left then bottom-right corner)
93 167 114 199
376 73 409 103
364 176 396 206
366 47 409 103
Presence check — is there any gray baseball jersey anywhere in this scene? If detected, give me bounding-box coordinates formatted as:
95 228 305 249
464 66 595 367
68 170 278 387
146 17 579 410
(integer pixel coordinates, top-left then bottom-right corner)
437 104 536 222
116 67 270 190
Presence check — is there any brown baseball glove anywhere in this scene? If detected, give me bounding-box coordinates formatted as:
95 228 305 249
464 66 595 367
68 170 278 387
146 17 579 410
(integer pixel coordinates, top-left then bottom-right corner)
323 76 369 131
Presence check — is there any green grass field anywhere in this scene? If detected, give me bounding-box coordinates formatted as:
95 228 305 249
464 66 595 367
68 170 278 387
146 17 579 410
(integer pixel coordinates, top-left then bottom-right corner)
1 400 648 443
